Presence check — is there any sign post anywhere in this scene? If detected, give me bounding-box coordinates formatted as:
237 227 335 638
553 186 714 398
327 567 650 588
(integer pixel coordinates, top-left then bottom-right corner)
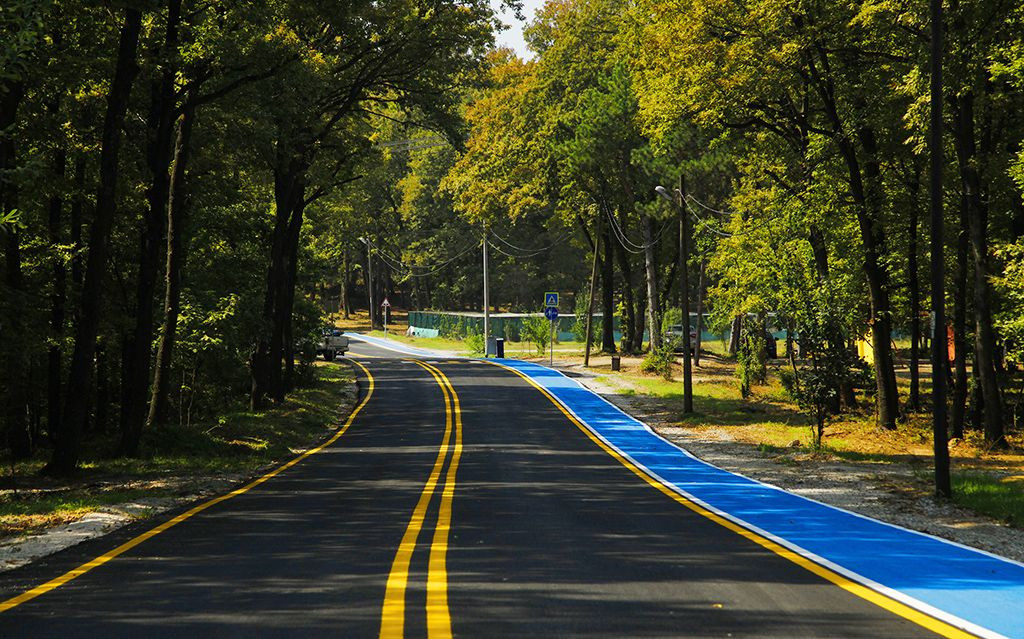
381 298 391 337
544 304 559 367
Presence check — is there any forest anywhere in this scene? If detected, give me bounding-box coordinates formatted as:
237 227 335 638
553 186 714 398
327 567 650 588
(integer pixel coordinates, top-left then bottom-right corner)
2 0 1023 480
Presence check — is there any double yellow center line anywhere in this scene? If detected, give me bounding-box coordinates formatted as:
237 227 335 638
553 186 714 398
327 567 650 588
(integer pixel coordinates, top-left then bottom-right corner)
379 360 463 639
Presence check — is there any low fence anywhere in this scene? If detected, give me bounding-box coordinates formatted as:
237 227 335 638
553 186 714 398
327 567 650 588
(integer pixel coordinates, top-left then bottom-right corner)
406 311 734 344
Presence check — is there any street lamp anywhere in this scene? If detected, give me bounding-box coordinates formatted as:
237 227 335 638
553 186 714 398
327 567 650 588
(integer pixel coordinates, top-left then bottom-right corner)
656 181 693 413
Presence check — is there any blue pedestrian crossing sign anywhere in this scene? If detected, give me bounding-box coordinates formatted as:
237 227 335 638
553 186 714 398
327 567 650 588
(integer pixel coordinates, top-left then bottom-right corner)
544 292 559 308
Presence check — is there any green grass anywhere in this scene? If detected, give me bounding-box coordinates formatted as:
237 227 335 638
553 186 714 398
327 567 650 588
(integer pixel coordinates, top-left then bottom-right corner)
365 329 586 357
952 472 1024 527
0 488 170 518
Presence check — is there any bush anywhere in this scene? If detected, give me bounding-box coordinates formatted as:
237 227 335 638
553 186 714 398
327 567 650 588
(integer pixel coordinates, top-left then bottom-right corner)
465 328 485 355
736 324 767 397
521 315 551 355
571 290 601 343
640 345 676 380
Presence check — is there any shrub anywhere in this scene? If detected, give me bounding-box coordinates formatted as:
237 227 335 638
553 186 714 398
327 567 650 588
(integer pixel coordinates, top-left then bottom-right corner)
465 328 485 355
640 345 676 380
521 315 551 355
571 290 601 343
736 324 767 397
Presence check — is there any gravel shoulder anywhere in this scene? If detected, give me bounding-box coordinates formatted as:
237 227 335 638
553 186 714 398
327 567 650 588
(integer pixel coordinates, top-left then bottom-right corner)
569 366 1024 564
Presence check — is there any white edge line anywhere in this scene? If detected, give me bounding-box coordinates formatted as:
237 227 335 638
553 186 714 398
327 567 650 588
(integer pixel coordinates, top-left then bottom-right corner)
511 359 1024 571
490 358 1012 639
344 333 468 360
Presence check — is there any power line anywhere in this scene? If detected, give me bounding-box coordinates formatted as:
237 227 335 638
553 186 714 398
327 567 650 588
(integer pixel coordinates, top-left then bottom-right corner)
488 228 573 256
367 237 479 278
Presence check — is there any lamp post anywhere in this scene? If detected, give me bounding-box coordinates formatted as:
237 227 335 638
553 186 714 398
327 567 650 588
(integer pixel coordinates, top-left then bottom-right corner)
656 181 693 413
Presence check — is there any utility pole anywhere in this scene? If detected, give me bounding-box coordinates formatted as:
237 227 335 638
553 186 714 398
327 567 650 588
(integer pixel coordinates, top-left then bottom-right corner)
678 175 693 413
929 0 951 498
656 182 694 413
584 216 601 367
361 237 377 330
482 223 490 356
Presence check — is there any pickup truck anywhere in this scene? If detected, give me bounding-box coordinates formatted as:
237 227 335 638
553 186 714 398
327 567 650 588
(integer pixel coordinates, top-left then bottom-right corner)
318 328 349 361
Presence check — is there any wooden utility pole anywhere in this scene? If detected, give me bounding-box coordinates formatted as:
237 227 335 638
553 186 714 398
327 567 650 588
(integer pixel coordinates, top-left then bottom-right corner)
584 216 601 367
929 0 951 497
483 223 490 355
678 175 693 413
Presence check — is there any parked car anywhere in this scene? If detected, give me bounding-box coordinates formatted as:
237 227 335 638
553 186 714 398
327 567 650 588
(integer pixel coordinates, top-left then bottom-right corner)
664 325 697 355
318 328 349 361
765 330 778 358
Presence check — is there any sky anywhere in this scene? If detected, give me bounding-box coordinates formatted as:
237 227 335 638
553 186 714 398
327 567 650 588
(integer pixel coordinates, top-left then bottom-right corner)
490 0 547 60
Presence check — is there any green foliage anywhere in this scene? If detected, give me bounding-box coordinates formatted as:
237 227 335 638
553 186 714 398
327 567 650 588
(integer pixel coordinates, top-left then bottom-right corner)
779 308 869 448
639 345 675 380
521 315 551 355
736 324 767 398
465 327 485 355
571 289 600 343
992 241 1024 367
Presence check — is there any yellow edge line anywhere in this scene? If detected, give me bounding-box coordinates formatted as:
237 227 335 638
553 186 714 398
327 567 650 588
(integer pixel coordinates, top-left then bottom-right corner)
483 360 978 639
0 359 377 615
419 362 461 639
379 360 454 638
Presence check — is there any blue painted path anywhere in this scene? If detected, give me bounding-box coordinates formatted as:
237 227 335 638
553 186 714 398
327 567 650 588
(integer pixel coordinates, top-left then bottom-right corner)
350 334 1023 638
493 358 1023 639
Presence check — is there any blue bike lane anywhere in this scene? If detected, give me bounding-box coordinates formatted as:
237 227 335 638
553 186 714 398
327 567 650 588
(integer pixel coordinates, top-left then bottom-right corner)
349 334 1024 638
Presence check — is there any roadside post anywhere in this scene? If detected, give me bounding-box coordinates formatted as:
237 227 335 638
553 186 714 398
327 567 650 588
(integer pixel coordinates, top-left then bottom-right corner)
381 298 391 337
544 291 559 367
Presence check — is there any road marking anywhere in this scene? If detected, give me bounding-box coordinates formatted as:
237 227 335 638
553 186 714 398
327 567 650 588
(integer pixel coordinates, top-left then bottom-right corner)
0 360 376 615
418 361 462 639
483 360 977 639
380 360 461 638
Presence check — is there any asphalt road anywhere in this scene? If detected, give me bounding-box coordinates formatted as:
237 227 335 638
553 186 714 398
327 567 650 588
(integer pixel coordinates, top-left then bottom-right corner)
0 339 942 638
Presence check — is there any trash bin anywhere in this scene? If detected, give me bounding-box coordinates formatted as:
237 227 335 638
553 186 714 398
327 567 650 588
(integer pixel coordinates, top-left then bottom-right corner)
495 337 505 358
611 355 620 371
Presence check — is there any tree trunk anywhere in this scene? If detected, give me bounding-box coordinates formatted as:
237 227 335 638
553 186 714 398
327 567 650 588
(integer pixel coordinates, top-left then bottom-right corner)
950 198 969 440
70 158 85 288
147 105 194 429
1 80 32 459
808 45 900 428
641 215 661 350
728 315 742 355
251 147 307 408
48 120 67 446
953 91 1005 446
120 0 182 457
907 165 921 412
834 132 901 428
341 246 351 319
281 194 305 393
55 8 143 474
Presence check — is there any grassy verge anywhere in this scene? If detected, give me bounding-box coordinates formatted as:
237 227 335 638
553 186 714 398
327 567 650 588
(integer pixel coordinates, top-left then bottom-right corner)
953 472 1024 526
593 355 1024 527
362 329 586 358
1 362 357 539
